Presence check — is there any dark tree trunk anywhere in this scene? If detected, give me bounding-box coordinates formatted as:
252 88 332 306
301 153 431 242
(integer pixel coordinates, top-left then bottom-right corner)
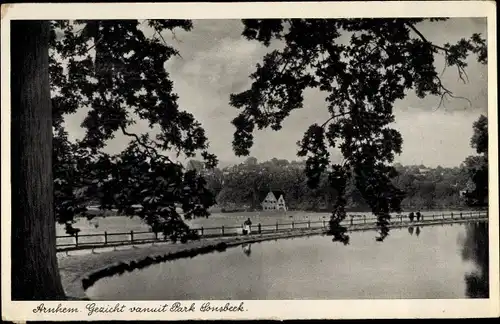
11 20 66 300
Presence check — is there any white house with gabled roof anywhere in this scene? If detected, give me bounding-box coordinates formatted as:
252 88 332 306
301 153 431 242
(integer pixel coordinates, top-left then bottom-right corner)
261 190 287 211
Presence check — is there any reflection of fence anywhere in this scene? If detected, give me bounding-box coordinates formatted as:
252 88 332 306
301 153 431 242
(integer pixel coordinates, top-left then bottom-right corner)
56 211 488 252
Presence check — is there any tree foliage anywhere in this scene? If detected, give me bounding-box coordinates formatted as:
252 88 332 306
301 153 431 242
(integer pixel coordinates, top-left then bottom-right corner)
49 19 487 243
230 18 487 243
50 20 217 241
463 115 488 208
470 114 488 155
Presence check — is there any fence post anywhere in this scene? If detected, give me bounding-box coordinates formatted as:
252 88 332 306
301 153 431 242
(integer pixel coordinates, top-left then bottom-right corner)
400 215 403 223
221 226 224 236
451 212 454 220
432 214 435 220
154 231 158 240
292 221 294 230
470 211 473 218
130 230 134 243
442 213 445 220
104 231 108 245
308 220 311 229
323 219 326 228
201 227 204 237
276 222 278 232
364 215 366 224
460 212 463 219
258 223 261 234
75 232 79 247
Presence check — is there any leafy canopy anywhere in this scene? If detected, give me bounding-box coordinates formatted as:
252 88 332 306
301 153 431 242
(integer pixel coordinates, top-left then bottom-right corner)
50 20 217 241
230 18 487 243
49 19 487 243
470 114 488 155
463 114 488 207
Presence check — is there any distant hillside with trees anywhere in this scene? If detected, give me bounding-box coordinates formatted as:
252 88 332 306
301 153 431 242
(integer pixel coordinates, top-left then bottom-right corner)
189 157 474 212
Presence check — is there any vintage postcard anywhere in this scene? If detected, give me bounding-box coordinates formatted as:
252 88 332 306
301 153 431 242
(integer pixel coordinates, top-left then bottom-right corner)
1 1 498 321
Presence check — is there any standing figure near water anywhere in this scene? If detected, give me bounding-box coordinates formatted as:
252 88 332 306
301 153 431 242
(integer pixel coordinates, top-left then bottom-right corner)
416 211 421 222
243 218 252 235
409 212 415 222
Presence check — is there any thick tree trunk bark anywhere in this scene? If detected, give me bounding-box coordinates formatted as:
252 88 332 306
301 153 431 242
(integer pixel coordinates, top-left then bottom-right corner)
11 20 66 300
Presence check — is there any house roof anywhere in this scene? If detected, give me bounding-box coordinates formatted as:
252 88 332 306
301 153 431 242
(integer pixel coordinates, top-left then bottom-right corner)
272 190 285 199
259 190 285 202
258 190 270 202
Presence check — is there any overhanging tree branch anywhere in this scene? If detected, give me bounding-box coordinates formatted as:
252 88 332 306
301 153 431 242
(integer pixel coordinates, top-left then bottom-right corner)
405 22 448 52
320 111 351 128
120 125 157 155
406 22 470 85
120 126 182 166
433 76 472 110
80 35 104 56
95 88 179 166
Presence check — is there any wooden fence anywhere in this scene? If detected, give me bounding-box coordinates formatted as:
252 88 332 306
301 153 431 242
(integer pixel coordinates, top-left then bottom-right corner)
56 210 488 251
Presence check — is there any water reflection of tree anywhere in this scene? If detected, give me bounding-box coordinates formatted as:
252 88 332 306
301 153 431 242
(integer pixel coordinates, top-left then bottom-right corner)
461 222 489 298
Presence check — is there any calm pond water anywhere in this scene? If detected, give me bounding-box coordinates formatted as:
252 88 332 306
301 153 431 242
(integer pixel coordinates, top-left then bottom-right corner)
85 222 488 300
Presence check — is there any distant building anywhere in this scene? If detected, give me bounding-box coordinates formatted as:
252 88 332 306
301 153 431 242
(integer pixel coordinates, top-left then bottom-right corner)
418 167 431 174
261 190 287 211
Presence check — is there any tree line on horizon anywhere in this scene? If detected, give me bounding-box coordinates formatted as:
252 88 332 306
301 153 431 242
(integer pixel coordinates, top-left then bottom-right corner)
188 156 481 213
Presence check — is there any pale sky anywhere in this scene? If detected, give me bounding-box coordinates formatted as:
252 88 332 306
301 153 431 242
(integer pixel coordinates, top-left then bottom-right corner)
63 18 488 168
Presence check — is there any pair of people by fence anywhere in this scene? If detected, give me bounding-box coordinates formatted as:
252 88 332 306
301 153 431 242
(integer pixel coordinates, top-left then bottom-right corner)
408 211 423 222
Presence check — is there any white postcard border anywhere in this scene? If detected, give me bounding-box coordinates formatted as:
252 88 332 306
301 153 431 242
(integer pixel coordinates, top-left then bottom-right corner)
1 1 498 321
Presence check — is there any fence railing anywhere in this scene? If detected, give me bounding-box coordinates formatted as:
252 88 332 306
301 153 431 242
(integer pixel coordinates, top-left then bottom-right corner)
56 210 488 251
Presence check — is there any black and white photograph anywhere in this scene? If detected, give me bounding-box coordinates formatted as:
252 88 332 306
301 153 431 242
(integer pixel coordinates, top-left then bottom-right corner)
1 1 498 321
